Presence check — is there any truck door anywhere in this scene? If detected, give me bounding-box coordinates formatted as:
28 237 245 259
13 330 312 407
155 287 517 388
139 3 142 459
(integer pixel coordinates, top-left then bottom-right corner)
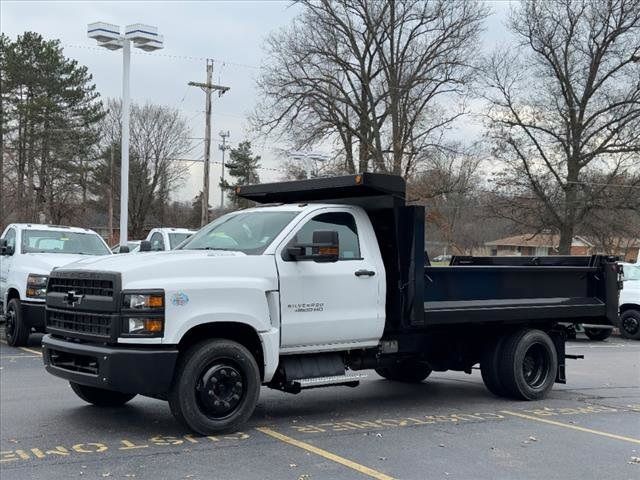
0 228 17 302
276 209 385 350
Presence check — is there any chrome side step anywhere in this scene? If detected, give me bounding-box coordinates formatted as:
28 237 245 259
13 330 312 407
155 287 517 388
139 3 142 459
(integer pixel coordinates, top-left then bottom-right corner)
295 373 367 390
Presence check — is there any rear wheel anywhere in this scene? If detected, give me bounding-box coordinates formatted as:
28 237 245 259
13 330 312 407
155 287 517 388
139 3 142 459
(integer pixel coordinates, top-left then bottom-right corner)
169 339 261 435
376 360 432 383
70 382 136 406
5 299 29 347
481 336 508 396
620 310 640 340
498 329 557 400
584 328 612 341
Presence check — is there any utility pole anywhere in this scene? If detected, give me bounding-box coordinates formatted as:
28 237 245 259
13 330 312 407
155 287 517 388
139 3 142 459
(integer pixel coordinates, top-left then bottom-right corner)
189 60 230 226
219 130 230 209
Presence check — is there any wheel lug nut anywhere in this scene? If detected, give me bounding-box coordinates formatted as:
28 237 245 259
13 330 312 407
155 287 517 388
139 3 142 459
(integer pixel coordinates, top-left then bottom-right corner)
235 382 242 388
230 371 237 378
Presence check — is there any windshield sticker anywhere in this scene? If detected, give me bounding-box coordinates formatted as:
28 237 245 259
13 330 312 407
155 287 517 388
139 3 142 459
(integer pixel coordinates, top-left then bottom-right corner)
171 292 189 307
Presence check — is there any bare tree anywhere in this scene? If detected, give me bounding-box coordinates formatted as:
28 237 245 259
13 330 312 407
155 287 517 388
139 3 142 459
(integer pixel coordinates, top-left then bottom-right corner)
95 99 190 238
255 0 488 177
482 0 640 254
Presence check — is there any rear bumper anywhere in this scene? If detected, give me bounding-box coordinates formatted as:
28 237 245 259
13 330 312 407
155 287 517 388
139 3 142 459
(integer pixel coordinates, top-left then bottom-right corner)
42 334 178 395
22 301 46 330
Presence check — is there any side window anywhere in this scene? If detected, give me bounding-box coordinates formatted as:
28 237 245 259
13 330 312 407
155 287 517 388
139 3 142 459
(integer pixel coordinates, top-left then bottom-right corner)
3 228 16 251
150 232 165 251
294 212 361 260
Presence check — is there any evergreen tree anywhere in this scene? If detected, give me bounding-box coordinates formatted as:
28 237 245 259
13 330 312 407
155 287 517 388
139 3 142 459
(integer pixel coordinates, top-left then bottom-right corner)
219 141 261 208
1 32 104 224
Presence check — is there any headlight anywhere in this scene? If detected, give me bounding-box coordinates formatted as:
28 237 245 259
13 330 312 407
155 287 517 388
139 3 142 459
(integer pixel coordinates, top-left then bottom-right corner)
27 274 48 299
123 292 164 309
121 290 164 337
124 317 164 335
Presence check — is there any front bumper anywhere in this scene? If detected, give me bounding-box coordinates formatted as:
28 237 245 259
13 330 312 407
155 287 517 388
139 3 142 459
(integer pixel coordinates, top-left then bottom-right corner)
22 301 46 330
42 334 178 395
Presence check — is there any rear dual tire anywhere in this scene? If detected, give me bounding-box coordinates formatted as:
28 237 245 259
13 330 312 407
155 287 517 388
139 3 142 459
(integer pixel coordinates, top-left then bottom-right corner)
584 328 612 341
481 329 557 400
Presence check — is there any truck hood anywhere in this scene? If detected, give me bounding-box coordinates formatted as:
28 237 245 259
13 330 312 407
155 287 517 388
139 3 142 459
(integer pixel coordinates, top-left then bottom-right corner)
56 250 278 291
620 280 640 305
25 253 100 275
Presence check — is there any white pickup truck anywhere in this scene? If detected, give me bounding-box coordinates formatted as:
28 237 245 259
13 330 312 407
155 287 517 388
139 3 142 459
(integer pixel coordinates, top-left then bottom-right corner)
40 175 620 435
144 227 196 251
0 224 112 346
619 262 640 339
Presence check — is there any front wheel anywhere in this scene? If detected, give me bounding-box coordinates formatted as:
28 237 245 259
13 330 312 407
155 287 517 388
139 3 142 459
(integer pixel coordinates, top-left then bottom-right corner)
5 299 30 347
169 339 261 435
70 382 136 406
620 310 640 340
498 329 558 400
584 328 612 341
376 360 432 383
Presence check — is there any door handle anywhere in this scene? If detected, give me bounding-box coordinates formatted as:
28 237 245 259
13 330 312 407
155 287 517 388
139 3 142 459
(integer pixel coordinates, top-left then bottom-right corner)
354 269 376 277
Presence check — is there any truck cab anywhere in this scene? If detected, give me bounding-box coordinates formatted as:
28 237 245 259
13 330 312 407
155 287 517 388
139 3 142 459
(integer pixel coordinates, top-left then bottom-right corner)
39 174 620 435
0 224 112 346
145 227 196 251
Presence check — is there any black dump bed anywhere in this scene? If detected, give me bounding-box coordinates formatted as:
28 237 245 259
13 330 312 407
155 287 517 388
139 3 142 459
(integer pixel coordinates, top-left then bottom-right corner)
238 174 621 332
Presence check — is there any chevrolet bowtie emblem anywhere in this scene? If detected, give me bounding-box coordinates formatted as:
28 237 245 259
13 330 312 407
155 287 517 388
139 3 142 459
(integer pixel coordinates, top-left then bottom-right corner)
64 290 84 307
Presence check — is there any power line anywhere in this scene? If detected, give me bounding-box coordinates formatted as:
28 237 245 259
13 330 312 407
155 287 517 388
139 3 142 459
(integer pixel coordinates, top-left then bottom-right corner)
63 43 259 70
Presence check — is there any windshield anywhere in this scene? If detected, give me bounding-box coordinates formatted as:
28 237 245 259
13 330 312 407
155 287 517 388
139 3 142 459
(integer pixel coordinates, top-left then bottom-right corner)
22 230 110 255
180 211 299 255
623 264 640 281
169 232 193 249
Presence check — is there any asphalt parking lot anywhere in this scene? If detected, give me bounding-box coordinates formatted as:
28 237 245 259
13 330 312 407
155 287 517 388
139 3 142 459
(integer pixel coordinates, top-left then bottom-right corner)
1 333 639 480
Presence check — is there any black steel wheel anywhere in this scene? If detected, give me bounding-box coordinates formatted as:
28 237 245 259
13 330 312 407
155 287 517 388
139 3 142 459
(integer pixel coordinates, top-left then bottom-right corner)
498 329 557 400
169 339 260 435
70 382 136 406
620 310 640 340
4 298 29 347
584 327 612 341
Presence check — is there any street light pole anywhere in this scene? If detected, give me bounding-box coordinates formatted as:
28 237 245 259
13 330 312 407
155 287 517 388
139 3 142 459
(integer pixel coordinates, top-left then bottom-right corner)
120 38 131 246
88 22 164 247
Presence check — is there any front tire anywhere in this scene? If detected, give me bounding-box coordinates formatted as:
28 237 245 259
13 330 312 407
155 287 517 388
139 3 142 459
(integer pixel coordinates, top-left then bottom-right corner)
584 328 612 341
70 382 136 406
620 310 640 340
498 329 557 400
5 299 29 347
376 360 432 383
169 339 261 435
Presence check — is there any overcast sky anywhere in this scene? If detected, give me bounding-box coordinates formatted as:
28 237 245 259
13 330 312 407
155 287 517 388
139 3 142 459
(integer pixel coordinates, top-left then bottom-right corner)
1 0 515 204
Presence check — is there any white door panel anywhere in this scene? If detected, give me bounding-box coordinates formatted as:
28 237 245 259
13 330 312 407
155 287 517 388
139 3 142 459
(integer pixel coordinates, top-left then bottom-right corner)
276 208 385 349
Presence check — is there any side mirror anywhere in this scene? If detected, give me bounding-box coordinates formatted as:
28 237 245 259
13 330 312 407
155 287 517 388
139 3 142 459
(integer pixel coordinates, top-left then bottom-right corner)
139 240 152 252
285 230 339 262
0 239 14 256
119 245 130 254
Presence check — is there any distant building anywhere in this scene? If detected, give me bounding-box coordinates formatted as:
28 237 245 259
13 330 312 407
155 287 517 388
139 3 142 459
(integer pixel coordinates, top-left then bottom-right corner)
483 234 639 262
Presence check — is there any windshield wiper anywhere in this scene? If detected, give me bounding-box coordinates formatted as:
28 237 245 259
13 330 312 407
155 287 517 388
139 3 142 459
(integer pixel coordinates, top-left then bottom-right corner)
190 247 236 251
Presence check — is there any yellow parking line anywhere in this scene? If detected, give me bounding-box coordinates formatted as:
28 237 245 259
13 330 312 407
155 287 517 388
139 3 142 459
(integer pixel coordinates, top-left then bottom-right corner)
501 410 640 444
0 339 42 356
257 427 396 480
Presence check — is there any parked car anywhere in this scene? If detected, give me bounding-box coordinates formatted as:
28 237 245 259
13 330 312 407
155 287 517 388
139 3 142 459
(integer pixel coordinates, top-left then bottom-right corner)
432 254 452 263
619 262 640 339
111 241 141 254
145 228 196 251
0 224 112 346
